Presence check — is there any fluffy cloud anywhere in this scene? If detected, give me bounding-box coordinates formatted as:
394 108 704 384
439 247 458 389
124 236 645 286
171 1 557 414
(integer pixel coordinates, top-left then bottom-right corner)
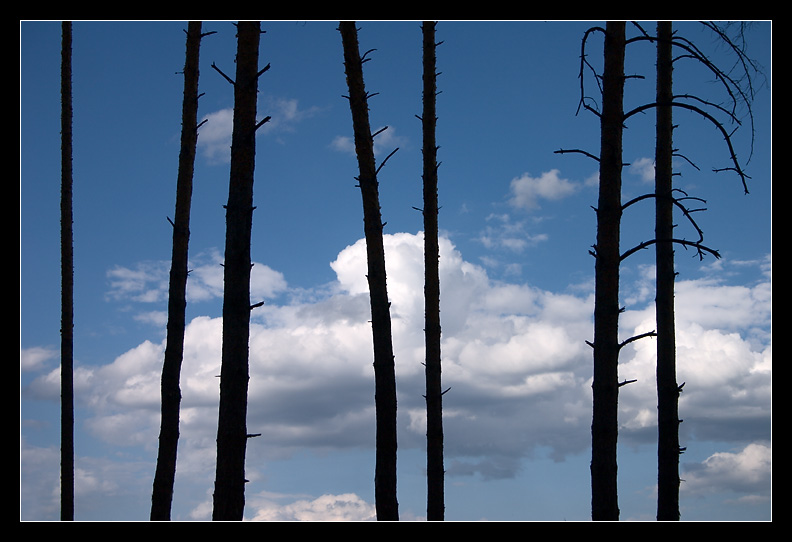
21 232 771 519
99 235 769 456
508 169 578 211
248 492 376 521
20 346 58 371
683 443 771 497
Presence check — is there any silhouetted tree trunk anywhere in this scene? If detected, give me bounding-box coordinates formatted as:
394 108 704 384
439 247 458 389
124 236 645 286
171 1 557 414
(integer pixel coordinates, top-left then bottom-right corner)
212 21 264 521
339 21 399 521
60 19 74 523
654 21 681 522
420 21 445 522
151 21 211 521
560 20 761 523
622 21 762 519
590 21 625 522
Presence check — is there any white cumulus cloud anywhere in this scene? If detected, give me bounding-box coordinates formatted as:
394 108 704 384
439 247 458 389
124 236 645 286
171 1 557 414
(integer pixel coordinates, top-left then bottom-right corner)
508 169 578 211
21 232 771 517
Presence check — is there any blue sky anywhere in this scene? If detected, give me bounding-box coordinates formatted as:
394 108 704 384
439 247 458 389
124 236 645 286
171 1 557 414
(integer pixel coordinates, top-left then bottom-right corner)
20 20 771 521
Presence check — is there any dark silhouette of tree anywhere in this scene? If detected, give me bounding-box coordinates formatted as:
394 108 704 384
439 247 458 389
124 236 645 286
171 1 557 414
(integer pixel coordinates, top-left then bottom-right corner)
559 20 763 521
339 21 399 521
211 21 269 521
620 20 763 521
588 21 626 521
151 21 215 521
418 21 446 522
652 21 681 521
60 19 74 522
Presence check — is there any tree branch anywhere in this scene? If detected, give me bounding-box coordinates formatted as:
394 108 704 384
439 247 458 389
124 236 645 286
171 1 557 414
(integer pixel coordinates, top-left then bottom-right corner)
621 238 721 261
623 100 749 194
211 62 235 85
554 148 600 163
254 116 271 131
375 147 399 176
619 330 657 350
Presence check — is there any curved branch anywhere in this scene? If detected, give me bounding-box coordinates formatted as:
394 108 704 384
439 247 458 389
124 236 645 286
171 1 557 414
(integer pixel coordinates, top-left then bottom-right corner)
627 28 748 123
622 190 709 244
672 151 700 171
666 23 762 163
673 93 740 126
673 101 750 193
621 238 720 261
576 26 607 116
554 148 600 163
621 192 655 211
623 100 749 193
619 330 657 350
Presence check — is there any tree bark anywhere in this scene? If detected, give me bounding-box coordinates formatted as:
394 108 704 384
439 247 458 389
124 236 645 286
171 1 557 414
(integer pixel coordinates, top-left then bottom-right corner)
339 21 399 521
151 21 204 521
654 20 682 521
212 21 261 521
420 21 445 522
60 19 74 523
590 21 625 522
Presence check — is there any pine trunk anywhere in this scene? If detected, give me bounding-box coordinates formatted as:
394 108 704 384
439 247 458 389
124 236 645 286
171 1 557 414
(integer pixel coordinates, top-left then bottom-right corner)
60 19 75 523
590 21 625 522
212 21 261 521
339 21 399 521
151 21 203 521
654 20 682 521
421 21 445 522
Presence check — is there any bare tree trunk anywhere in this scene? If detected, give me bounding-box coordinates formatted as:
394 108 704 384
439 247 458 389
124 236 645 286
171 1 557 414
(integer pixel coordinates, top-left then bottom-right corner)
420 21 444 522
212 21 262 521
339 21 399 521
151 21 207 521
590 21 625 522
60 19 74 523
654 20 682 521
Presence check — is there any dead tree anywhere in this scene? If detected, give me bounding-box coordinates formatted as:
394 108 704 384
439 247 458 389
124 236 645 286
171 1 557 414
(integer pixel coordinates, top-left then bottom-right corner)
339 21 399 521
151 21 214 521
60 19 74 522
620 20 761 521
418 21 446 522
556 21 633 521
653 21 681 521
588 21 626 521
212 21 269 521
560 20 761 522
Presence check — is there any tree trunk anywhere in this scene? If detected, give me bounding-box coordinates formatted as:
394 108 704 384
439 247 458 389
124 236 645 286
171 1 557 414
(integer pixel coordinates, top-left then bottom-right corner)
654 20 682 521
151 21 204 521
60 19 74 523
212 21 261 521
590 21 625 522
339 21 399 521
420 21 444 522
